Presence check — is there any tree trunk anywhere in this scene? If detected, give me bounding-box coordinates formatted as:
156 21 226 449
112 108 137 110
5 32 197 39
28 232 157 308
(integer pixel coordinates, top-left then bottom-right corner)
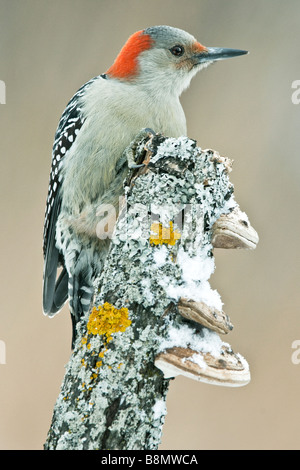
44 132 258 450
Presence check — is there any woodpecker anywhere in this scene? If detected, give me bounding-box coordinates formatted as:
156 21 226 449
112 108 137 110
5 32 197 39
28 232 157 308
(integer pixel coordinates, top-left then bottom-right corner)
43 25 247 344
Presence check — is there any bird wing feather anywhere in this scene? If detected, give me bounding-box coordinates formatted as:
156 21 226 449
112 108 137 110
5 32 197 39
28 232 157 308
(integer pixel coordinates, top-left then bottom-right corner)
42 75 103 315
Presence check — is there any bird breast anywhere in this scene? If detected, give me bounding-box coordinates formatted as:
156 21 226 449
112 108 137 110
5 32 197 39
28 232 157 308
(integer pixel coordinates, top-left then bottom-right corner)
60 76 187 217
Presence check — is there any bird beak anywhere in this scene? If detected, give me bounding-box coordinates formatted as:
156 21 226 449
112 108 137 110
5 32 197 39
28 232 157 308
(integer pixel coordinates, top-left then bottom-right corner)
195 47 248 63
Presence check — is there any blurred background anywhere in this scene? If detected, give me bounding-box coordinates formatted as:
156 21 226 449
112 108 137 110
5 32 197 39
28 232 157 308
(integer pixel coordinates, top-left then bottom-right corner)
0 0 299 450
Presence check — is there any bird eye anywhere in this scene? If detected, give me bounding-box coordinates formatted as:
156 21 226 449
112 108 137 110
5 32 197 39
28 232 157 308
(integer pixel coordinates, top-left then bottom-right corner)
170 45 185 57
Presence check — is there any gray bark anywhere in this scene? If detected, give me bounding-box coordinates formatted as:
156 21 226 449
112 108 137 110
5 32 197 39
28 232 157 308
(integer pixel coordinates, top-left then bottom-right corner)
44 132 256 450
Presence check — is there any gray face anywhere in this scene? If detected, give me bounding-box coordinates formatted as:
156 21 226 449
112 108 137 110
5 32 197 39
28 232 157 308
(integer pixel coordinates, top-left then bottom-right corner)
140 25 209 85
143 25 248 66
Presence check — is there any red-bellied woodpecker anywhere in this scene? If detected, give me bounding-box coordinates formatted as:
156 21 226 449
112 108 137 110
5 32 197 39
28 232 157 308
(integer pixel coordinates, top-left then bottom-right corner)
42 25 247 345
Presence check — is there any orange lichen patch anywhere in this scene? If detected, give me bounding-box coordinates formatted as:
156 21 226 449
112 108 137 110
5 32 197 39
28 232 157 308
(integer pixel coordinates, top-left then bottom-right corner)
87 302 131 343
149 221 181 246
106 30 153 79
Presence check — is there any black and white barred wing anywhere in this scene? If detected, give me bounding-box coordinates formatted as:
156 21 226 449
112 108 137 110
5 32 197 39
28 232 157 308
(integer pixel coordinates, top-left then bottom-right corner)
42 76 99 316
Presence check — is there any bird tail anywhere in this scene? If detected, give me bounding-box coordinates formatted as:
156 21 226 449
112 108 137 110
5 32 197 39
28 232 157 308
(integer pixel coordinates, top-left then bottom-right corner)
68 272 94 347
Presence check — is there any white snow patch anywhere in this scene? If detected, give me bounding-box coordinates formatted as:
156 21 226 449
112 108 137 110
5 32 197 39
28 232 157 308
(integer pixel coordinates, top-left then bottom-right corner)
164 280 222 311
159 323 224 358
160 246 223 310
152 399 167 421
177 247 214 284
153 245 168 267
184 352 208 370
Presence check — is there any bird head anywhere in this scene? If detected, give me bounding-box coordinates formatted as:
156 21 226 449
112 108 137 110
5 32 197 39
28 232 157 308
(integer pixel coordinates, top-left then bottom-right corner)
106 25 247 96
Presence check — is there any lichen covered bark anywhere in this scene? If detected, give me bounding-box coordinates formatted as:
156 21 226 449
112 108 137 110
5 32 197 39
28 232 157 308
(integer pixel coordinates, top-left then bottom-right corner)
44 133 238 450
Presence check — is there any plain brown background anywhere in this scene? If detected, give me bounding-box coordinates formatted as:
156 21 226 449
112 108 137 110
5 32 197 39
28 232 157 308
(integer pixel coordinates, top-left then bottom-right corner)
0 0 299 450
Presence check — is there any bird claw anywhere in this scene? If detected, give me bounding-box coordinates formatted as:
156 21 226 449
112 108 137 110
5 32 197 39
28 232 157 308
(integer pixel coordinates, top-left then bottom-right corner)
128 162 145 169
125 128 156 169
143 127 156 137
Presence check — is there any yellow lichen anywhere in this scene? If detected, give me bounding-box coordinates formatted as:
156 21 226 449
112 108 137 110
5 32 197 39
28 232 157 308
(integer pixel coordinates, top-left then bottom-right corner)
85 302 131 371
149 221 181 246
87 302 131 343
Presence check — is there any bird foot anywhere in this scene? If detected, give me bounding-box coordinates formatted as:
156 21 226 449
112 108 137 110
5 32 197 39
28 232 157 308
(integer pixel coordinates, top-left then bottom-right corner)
125 128 156 169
